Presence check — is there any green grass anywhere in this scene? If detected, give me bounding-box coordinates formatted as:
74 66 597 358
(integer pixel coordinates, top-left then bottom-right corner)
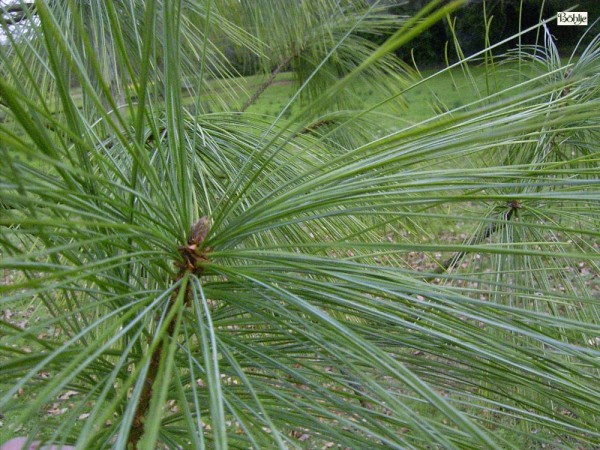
220 61 535 127
0 61 530 131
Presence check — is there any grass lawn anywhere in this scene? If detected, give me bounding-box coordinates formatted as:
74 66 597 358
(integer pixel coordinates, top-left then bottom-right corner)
226 59 537 127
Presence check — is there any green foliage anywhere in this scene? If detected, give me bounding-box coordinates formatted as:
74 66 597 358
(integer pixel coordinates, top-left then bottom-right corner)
392 0 600 67
1 1 600 449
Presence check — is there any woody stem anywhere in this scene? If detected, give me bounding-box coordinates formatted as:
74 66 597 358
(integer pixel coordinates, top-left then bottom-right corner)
433 206 518 275
127 270 190 449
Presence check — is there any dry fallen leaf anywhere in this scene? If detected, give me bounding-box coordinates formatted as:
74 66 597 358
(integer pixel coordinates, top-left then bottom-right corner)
58 390 78 400
47 403 68 416
298 433 310 442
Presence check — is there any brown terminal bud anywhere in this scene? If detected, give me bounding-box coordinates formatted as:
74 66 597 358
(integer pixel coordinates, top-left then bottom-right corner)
188 216 211 246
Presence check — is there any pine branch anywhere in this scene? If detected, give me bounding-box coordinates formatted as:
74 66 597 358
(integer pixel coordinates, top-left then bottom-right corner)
434 202 521 274
339 366 373 410
128 218 211 449
239 56 292 112
128 281 184 449
0 2 36 25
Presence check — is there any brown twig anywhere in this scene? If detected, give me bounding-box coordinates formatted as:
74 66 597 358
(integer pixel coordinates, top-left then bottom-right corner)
339 366 373 410
239 56 293 112
299 119 336 135
434 202 521 275
127 217 211 449
127 279 185 448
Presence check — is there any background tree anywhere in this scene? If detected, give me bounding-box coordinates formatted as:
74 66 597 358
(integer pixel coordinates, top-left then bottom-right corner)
391 0 600 67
